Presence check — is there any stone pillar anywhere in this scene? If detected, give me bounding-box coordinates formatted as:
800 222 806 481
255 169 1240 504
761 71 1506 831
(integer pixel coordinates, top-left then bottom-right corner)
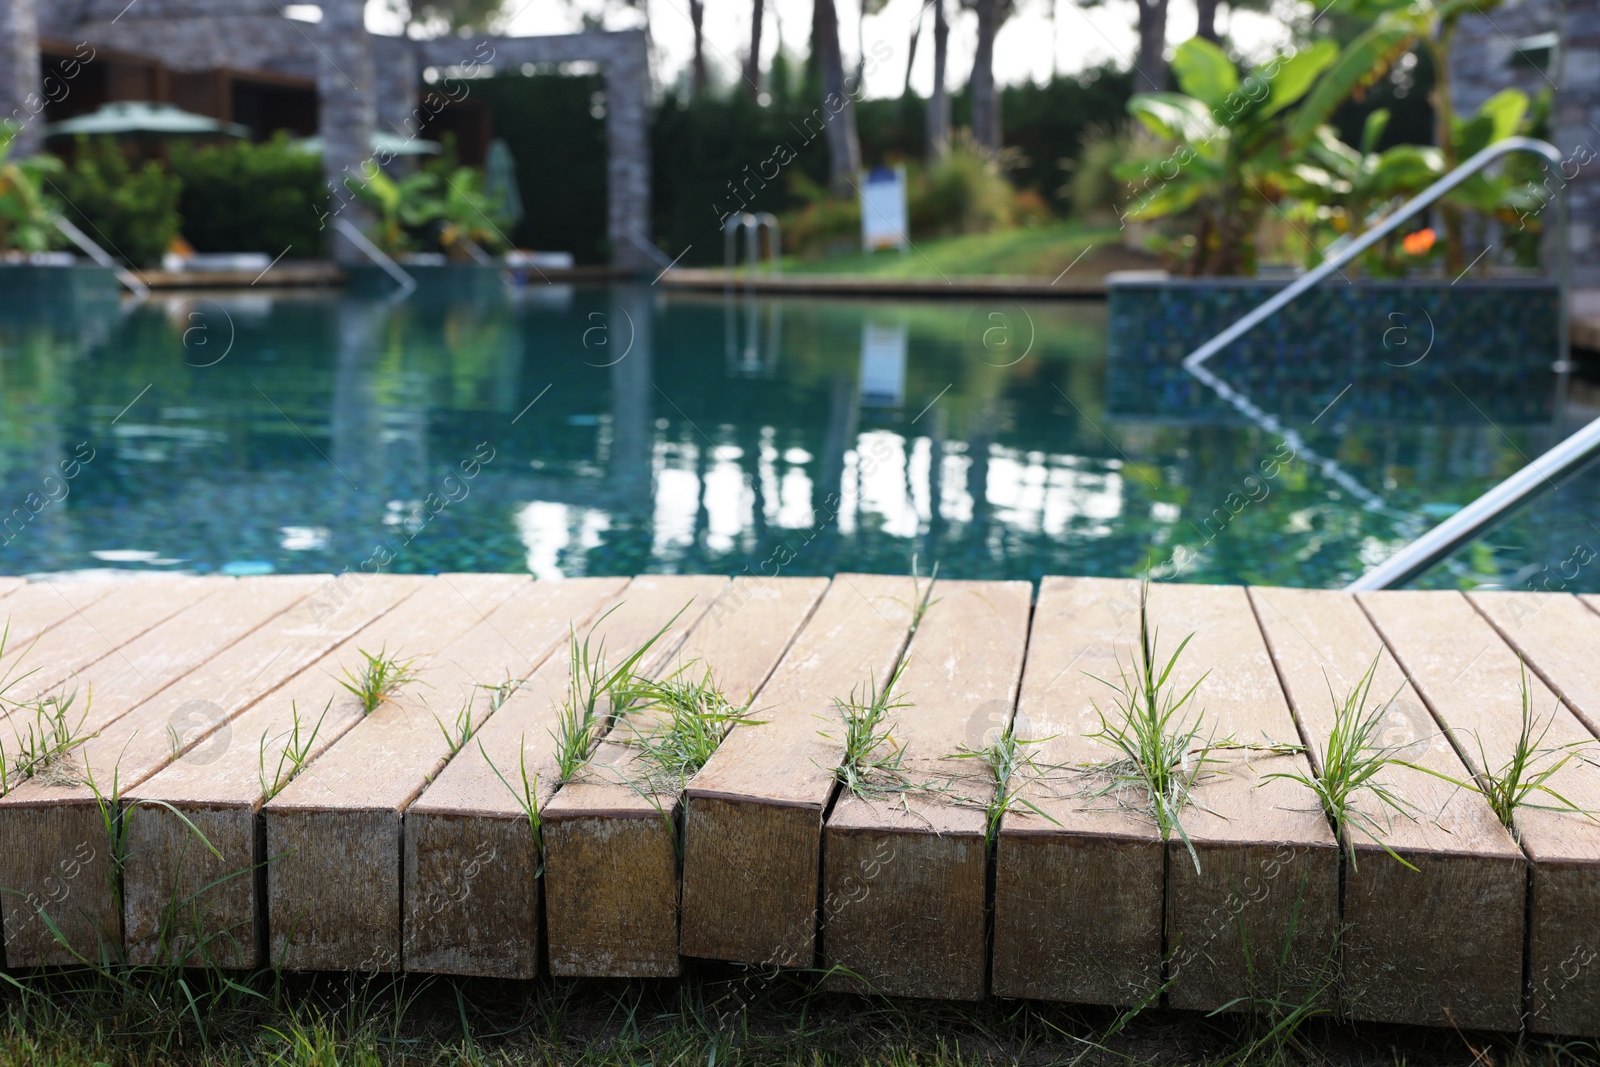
318 0 376 264
605 30 654 272
0 0 42 158
1556 0 1600 285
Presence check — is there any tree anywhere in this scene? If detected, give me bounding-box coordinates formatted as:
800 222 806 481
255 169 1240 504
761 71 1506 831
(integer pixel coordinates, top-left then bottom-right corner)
744 0 767 96
813 0 862 194
927 0 951 160
963 0 1013 152
690 0 709 94
1135 0 1170 92
381 0 506 33
1196 0 1219 42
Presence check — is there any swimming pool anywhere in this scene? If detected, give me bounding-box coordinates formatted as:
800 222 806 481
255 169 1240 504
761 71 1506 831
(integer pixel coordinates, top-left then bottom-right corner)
0 279 1593 591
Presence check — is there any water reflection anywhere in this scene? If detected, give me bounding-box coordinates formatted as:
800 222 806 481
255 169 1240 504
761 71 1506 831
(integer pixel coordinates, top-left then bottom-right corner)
0 281 1591 591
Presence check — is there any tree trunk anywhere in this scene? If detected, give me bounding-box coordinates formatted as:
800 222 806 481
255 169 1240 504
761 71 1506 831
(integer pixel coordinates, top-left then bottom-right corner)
926 0 950 161
1430 30 1466 274
744 0 765 96
904 6 922 97
1195 0 1219 43
690 0 708 95
970 0 1000 152
1135 0 1169 93
814 0 862 195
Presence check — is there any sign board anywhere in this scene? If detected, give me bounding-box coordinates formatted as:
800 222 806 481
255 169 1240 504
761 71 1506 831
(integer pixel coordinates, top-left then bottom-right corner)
860 166 909 252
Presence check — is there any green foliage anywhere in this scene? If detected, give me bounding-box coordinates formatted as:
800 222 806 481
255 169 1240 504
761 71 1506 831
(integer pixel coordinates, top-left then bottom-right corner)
1264 654 1417 871
342 166 444 258
344 162 509 259
259 700 330 802
53 137 181 268
0 135 63 255
551 605 686 781
827 658 911 799
337 647 421 715
1088 575 1216 871
620 664 758 791
168 134 327 257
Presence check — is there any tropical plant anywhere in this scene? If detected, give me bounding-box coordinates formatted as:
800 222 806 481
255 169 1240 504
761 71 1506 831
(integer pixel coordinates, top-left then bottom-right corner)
0 134 62 255
169 133 327 257
54 136 181 268
427 165 512 258
343 166 444 258
1115 37 1350 275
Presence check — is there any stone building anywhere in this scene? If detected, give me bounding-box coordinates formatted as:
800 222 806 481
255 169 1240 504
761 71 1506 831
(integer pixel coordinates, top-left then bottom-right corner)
0 0 654 268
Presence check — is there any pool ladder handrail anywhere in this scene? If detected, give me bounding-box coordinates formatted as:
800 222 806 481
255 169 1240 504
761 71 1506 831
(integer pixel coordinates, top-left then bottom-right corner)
1174 136 1582 591
723 212 781 283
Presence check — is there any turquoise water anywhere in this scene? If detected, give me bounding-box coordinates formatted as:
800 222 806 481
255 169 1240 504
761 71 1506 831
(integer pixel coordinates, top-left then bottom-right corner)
0 280 1593 591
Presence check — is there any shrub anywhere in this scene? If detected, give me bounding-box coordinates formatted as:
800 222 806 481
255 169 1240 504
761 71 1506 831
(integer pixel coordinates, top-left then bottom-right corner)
54 137 180 268
169 133 327 257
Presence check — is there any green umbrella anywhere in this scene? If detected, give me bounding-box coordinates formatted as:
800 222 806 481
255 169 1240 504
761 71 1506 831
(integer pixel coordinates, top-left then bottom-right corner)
484 138 523 227
44 101 250 139
292 131 443 157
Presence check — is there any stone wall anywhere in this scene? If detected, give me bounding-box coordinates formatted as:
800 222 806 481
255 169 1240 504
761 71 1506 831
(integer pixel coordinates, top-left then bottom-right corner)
0 0 655 270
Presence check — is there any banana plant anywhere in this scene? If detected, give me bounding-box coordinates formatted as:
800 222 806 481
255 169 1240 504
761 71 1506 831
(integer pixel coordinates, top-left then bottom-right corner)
432 166 510 259
0 134 62 255
1114 36 1343 275
343 166 444 257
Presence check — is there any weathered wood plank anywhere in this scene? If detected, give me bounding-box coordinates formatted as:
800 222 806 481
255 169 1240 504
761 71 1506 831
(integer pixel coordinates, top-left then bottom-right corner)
403 575 722 978
1250 586 1524 1029
821 579 1032 1000
117 573 480 967
1155 582 1339 1015
0 577 129 663
260 573 543 971
0 575 326 966
0 575 220 718
993 576 1168 1005
1452 590 1600 1034
541 576 826 979
679 574 916 968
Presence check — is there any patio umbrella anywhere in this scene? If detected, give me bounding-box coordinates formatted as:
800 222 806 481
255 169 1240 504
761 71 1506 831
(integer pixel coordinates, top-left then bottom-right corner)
292 131 443 157
44 101 250 139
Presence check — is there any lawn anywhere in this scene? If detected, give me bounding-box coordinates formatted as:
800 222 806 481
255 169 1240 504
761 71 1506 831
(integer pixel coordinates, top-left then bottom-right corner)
0 965 1593 1066
778 221 1157 280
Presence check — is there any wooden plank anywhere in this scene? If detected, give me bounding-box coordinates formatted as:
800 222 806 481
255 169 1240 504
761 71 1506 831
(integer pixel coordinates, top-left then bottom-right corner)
0 578 23 601
1154 582 1339 1014
0 576 129 660
1360 590 1600 1035
0 575 220 713
404 574 726 978
679 573 916 967
270 574 672 973
993 576 1170 1005
0 575 326 965
1450 590 1600 1034
992 578 1338 1012
541 576 826 979
821 579 1032 1000
116 573 487 968
1250 586 1525 1029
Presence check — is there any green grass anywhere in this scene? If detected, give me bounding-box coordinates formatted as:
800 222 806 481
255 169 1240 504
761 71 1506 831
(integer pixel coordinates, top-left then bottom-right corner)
776 220 1126 279
1265 655 1418 872
550 604 689 782
337 647 421 716
259 700 331 802
826 659 912 800
949 716 1058 848
620 664 759 792
1088 576 1217 873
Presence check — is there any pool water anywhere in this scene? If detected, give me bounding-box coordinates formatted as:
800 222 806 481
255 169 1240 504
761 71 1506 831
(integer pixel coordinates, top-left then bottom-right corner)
0 281 1595 592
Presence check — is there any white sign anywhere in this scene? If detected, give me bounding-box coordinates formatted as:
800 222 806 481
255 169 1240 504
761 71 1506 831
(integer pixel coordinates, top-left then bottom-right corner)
860 165 909 252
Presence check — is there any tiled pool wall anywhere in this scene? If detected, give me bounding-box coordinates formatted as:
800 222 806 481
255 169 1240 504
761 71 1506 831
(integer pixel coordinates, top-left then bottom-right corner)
1106 274 1561 426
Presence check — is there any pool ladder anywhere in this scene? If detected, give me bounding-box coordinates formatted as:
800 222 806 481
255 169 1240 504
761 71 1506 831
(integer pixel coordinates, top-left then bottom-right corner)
1175 137 1590 590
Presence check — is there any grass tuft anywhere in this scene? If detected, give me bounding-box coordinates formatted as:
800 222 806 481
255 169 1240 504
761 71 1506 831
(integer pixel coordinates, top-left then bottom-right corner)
950 717 1058 847
0 687 92 792
337 646 421 715
1265 653 1417 872
481 736 543 861
620 664 759 791
551 604 688 782
827 659 912 800
1087 575 1216 872
259 699 332 802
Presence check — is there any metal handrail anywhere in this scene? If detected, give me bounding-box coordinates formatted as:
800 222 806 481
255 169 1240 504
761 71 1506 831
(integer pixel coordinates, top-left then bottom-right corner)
53 216 149 299
1170 137 1580 590
723 212 781 282
333 217 416 297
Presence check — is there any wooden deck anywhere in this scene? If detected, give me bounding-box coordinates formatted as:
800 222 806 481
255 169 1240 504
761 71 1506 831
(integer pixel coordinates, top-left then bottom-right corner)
0 572 1597 1034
